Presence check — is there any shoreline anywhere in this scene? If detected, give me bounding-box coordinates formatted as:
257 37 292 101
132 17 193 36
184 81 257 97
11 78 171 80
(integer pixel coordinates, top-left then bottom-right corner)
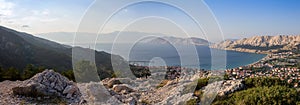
128 48 268 71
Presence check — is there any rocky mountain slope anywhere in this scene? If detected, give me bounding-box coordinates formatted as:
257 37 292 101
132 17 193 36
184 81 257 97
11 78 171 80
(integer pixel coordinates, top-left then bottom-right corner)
212 35 300 54
0 26 126 79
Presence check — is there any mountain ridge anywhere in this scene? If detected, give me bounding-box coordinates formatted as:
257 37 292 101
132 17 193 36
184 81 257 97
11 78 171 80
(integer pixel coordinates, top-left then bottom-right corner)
212 35 300 54
37 31 300 54
0 26 126 79
137 36 210 46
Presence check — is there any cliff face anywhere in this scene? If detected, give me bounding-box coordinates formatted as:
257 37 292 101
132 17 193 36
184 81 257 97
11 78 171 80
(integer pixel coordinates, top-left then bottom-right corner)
212 35 300 54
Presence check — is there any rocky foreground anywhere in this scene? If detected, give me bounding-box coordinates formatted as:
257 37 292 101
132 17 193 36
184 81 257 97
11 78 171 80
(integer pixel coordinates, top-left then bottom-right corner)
0 70 83 104
0 70 245 105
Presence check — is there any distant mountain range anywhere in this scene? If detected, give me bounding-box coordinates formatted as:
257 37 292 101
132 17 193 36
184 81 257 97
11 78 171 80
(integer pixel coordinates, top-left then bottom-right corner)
37 31 300 54
212 35 300 54
0 26 127 79
37 31 167 44
135 35 300 54
137 36 210 46
37 32 210 46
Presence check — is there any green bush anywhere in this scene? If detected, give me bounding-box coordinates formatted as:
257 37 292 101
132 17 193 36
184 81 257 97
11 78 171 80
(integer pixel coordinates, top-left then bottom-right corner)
185 98 198 105
2 67 21 80
22 64 44 80
213 77 299 105
196 78 209 90
61 70 75 81
213 86 299 105
0 64 76 82
244 77 289 88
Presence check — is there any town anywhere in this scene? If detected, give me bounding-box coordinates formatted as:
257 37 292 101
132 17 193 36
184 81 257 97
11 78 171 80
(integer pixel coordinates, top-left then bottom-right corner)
225 52 300 87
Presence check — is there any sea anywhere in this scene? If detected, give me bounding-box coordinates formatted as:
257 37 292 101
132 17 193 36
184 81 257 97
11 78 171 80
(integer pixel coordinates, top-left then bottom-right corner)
90 43 266 70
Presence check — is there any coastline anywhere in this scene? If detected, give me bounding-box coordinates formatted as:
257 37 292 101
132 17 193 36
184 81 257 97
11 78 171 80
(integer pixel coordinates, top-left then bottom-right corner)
208 47 268 70
209 46 272 55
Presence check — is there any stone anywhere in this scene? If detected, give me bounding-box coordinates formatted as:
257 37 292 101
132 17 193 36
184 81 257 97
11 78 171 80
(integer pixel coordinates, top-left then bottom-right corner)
112 84 135 93
63 85 72 94
63 85 78 95
126 97 137 105
80 100 88 104
66 93 72 99
106 78 122 88
12 69 82 103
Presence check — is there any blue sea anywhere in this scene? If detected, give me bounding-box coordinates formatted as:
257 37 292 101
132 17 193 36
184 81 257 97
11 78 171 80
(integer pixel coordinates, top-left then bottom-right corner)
93 43 266 70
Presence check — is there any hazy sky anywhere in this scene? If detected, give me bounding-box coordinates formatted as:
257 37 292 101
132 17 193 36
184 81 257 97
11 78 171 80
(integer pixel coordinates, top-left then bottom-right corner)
1 0 300 41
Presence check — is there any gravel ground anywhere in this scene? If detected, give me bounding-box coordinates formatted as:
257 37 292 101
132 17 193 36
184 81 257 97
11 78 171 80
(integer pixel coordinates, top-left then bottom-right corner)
0 80 27 105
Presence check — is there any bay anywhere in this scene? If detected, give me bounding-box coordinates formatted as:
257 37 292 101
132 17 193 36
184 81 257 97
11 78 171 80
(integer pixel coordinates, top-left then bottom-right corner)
93 43 266 70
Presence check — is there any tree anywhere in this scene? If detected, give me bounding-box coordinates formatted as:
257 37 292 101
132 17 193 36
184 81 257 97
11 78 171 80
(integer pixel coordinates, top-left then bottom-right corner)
0 66 4 81
224 74 230 80
22 64 45 80
61 70 75 81
244 77 289 88
36 66 46 73
3 67 21 80
22 64 35 80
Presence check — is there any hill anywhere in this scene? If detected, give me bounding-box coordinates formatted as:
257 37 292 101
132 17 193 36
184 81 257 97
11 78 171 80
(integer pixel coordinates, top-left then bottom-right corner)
212 35 300 54
37 31 167 44
0 26 126 79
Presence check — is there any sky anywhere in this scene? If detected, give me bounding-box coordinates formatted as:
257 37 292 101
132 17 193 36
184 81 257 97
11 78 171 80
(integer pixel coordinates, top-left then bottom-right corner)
1 0 300 42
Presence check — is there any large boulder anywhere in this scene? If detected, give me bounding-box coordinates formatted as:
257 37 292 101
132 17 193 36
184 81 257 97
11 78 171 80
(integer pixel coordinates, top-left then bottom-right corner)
12 70 82 103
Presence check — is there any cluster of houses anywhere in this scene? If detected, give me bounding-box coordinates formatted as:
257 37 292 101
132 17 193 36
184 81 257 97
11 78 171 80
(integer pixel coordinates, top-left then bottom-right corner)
225 52 300 87
165 66 182 80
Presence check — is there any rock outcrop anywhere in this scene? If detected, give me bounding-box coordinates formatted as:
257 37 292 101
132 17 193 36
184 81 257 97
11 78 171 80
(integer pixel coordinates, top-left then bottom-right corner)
212 35 300 54
12 70 82 103
202 80 245 96
218 80 245 96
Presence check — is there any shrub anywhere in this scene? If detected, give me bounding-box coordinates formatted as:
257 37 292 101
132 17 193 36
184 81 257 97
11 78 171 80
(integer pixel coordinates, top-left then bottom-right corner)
156 80 169 89
185 98 198 105
196 78 209 90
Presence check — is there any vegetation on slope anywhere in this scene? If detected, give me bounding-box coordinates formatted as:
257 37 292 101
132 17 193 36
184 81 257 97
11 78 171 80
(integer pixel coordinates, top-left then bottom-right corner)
213 85 299 105
212 77 299 105
186 77 300 105
0 26 129 80
0 64 75 81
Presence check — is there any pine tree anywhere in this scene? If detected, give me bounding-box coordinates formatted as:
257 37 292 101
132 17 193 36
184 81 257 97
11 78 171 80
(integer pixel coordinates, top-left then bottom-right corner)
4 67 20 80
22 64 35 80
